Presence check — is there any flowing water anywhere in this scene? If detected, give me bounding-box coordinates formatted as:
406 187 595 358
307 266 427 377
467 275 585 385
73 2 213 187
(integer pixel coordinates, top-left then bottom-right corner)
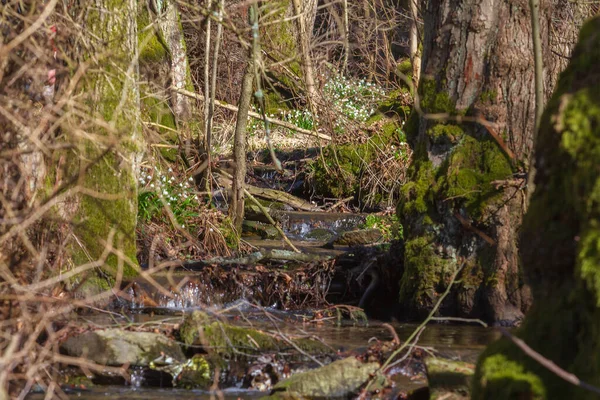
33 313 499 399
34 211 499 399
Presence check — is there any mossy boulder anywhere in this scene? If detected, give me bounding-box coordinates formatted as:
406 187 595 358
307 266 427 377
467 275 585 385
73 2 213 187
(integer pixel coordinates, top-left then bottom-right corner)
265 357 381 399
151 354 212 389
473 16 600 399
179 311 329 357
425 357 474 399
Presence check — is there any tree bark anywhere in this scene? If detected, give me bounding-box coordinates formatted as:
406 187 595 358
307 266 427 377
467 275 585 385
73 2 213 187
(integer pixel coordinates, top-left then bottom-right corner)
474 16 600 398
398 0 577 324
68 0 142 278
155 0 194 123
230 65 253 233
292 0 318 103
409 0 421 85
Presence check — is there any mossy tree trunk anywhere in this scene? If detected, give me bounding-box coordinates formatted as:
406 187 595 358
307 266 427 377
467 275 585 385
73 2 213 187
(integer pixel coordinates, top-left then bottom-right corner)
474 16 600 399
70 0 142 280
260 0 318 108
398 0 580 324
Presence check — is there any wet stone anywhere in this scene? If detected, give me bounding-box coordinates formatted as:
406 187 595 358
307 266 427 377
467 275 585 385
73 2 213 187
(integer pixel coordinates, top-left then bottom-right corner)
60 329 185 367
266 356 380 398
324 228 383 248
304 228 336 242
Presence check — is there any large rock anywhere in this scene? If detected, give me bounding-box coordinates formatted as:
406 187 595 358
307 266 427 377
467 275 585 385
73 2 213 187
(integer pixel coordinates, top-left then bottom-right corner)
61 329 185 366
473 16 600 399
178 311 329 356
425 357 473 399
265 357 380 398
324 228 383 248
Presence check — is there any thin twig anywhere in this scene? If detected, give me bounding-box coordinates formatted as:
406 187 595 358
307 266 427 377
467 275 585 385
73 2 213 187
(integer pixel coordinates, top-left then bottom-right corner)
500 328 600 395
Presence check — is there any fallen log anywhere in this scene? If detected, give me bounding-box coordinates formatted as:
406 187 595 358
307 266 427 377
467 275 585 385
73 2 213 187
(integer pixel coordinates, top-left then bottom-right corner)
181 249 333 269
174 88 332 141
216 170 319 212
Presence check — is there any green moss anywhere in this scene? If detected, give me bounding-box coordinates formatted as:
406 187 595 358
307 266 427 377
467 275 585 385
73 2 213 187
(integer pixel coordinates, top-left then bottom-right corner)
382 120 400 138
440 136 512 219
399 160 435 216
72 151 138 278
310 113 409 205
399 235 449 310
377 88 412 116
179 311 328 357
479 90 497 104
474 353 545 399
176 355 212 389
428 123 464 145
310 143 370 199
263 90 292 115
220 216 239 249
138 8 169 62
397 58 413 77
420 79 455 114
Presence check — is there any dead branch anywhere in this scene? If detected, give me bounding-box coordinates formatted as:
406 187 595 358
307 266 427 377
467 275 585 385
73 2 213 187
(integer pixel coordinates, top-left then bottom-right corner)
174 87 332 141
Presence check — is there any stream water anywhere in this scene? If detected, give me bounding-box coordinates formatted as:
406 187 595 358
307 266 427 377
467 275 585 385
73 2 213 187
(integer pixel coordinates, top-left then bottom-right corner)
31 314 499 399
33 210 500 399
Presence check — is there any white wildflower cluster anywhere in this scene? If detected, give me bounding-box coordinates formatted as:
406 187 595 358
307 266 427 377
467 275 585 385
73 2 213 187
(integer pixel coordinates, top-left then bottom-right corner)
280 109 315 131
138 168 197 224
323 74 386 122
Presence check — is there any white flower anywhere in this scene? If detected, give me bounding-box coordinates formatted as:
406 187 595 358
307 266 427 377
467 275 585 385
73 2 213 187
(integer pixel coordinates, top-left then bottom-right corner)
150 183 155 188
147 175 152 180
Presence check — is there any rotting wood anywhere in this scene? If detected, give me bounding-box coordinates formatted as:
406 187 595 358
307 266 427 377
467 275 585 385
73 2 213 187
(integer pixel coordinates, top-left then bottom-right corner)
216 170 320 212
174 88 332 141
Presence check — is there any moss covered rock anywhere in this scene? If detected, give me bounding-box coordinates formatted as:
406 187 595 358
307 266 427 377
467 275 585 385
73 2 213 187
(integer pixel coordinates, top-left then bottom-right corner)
425 357 474 399
179 311 329 357
265 357 381 399
473 16 600 399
